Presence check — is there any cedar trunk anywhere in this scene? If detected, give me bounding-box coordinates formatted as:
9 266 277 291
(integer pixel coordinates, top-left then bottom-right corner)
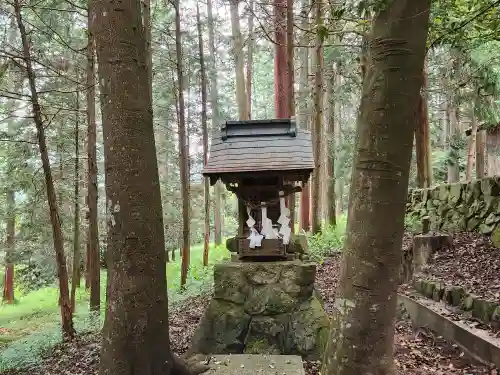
246 0 254 120
87 0 100 311
2 190 15 304
206 0 223 246
71 88 81 312
174 0 190 287
230 0 248 121
93 0 178 373
321 2 430 374
476 130 485 178
286 0 296 231
298 0 310 232
466 105 477 181
311 0 324 235
13 0 75 338
197 3 210 267
415 68 431 188
325 65 336 226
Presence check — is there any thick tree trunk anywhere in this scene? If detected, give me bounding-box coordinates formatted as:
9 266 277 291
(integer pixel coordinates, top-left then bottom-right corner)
466 105 477 181
2 190 15 304
298 0 310 232
93 0 192 373
476 130 485 178
230 0 248 120
71 88 81 312
197 3 210 267
13 0 75 338
87 0 100 312
206 0 223 246
173 0 190 288
246 0 254 120
321 2 430 375
311 0 324 235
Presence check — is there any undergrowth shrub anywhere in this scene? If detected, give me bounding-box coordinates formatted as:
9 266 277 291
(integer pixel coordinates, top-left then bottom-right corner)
307 215 347 261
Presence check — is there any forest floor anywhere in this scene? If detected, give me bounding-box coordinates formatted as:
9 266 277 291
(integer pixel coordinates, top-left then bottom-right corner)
1 243 494 375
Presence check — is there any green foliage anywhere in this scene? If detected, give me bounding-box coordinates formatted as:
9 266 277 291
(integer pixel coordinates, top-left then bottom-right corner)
307 216 347 261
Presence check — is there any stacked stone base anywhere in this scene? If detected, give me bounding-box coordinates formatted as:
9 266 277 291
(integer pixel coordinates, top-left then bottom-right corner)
189 261 330 360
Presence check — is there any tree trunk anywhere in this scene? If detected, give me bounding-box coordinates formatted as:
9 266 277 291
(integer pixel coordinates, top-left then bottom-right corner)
71 87 81 313
207 0 223 245
325 63 336 227
286 0 296 232
311 0 324 235
173 0 190 288
476 129 485 178
415 68 431 188
2 190 15 304
466 104 477 181
93 0 192 373
87 0 100 312
447 98 460 183
246 0 254 120
274 0 287 118
143 0 152 102
321 2 430 375
298 0 310 232
230 0 248 120
13 0 75 338
197 3 210 267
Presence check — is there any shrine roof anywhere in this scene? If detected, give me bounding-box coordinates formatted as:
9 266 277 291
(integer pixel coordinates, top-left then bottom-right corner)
202 118 314 181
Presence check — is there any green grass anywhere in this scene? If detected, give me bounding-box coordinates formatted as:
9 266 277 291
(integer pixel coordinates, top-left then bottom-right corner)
0 242 229 370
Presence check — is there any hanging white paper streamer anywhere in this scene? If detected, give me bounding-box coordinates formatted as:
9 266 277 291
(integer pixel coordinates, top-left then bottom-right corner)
261 203 277 239
246 206 262 248
278 191 291 245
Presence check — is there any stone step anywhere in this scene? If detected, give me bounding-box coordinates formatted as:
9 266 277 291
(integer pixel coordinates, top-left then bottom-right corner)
206 354 305 375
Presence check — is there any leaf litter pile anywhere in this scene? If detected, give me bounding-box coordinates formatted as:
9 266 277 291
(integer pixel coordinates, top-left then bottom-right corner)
412 232 500 301
1 247 494 375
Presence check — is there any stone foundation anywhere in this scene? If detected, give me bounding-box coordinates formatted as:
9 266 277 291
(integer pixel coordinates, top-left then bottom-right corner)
189 261 330 360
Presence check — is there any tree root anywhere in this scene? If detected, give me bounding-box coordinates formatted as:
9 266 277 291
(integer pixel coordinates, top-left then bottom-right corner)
172 353 211 375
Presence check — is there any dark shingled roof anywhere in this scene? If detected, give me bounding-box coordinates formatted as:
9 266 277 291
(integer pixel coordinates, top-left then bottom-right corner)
202 118 314 177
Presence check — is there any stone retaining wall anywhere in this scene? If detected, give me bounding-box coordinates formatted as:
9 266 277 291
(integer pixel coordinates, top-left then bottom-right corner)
406 177 500 245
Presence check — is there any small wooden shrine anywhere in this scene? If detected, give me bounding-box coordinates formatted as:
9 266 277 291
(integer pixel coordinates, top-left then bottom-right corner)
202 118 314 260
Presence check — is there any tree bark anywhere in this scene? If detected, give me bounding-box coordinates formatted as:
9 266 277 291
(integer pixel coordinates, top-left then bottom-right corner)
173 0 190 287
246 0 254 120
230 0 248 120
197 3 210 267
207 0 224 245
143 0 152 102
446 98 460 183
466 104 477 181
2 190 15 304
326 63 336 227
87 0 100 312
94 0 189 373
298 0 310 232
415 68 431 188
321 2 430 374
476 129 485 178
13 0 75 338
286 0 296 231
311 0 324 235
71 87 81 313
